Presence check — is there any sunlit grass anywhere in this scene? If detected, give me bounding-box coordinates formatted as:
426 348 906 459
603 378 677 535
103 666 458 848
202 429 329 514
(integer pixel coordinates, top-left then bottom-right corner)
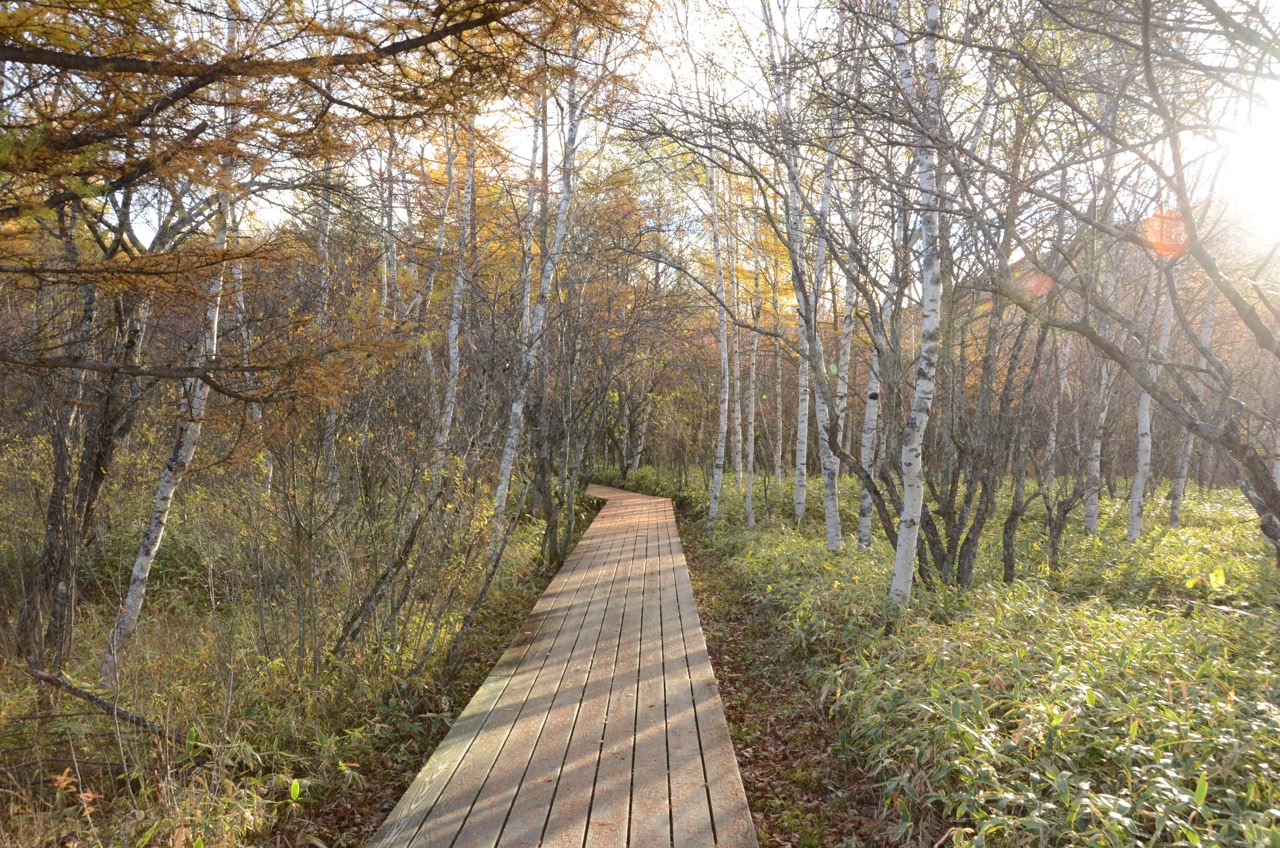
596 465 1280 847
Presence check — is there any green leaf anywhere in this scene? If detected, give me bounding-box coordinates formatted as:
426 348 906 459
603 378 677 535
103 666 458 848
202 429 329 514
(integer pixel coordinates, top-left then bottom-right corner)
290 778 301 802
1194 773 1208 807
134 822 159 848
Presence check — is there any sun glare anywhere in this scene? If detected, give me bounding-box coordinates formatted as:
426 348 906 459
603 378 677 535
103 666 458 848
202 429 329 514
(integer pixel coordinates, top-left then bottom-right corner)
1220 88 1280 245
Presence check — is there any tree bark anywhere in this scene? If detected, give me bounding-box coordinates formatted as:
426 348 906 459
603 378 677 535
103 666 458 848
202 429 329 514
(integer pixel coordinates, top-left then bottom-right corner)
1127 267 1173 541
888 0 944 607
706 163 731 538
101 195 228 684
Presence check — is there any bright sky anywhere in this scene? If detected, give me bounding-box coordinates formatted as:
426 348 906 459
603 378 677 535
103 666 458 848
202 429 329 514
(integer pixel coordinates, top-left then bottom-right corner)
1220 86 1280 244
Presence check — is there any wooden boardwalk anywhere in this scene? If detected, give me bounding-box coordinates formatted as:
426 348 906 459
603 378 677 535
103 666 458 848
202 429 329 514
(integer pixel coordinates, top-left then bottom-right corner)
369 485 758 848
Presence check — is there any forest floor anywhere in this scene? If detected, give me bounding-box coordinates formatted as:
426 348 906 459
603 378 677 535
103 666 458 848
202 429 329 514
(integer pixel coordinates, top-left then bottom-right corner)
685 528 872 847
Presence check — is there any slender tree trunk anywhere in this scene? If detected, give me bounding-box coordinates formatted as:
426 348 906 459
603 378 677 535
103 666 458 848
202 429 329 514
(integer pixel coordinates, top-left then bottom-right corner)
774 278 785 485
230 215 271 493
811 152 842 549
814 366 841 549
101 196 229 684
1273 426 1280 494
1170 284 1215 526
889 0 943 607
706 164 731 538
794 337 810 522
745 225 766 528
858 268 899 550
1084 356 1116 533
1127 269 1173 541
745 304 761 528
433 120 473 477
382 123 399 311
1044 335 1072 499
1003 450 1029 583
731 248 744 489
317 161 340 510
492 58 580 549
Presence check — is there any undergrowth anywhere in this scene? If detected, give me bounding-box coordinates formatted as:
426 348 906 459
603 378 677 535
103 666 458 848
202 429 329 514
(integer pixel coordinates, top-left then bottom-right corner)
596 465 1280 847
1 477 600 848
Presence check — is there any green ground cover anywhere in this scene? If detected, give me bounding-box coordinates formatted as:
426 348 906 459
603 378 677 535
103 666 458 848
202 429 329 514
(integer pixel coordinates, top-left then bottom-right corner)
597 466 1280 847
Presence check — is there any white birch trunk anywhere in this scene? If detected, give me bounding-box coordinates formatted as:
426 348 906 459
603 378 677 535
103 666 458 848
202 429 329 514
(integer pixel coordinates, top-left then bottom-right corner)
836 269 857 467
1084 264 1119 534
101 194 228 684
1170 285 1216 526
888 0 944 607
731 251 744 488
1044 335 1072 498
433 121 473 476
811 151 842 549
761 0 813 523
745 306 761 528
1127 271 1173 541
382 125 397 310
706 164 731 537
746 221 767 528
857 347 883 549
857 251 899 549
492 63 579 548
814 367 842 549
794 334 810 522
774 279 785 485
1083 367 1113 533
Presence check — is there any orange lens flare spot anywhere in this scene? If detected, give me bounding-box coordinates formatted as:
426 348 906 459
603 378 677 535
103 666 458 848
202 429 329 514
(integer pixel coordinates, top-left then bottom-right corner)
1145 209 1188 258
1026 272 1054 297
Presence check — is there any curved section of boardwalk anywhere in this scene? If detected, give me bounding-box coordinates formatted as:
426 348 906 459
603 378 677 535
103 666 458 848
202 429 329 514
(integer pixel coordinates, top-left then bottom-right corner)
369 485 758 848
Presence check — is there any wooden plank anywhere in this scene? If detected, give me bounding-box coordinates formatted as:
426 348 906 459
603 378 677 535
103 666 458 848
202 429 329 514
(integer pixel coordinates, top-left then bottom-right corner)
582 502 646 848
508 516 632 846
404 533 604 848
477 523 628 846
444 526 619 848
659 504 716 847
537 544 637 846
668 504 759 848
368 546 588 848
627 505 672 847
371 486 756 848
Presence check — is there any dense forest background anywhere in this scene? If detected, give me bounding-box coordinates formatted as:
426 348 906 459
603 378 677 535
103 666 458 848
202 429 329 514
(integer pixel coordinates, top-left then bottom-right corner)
2 0 1279 844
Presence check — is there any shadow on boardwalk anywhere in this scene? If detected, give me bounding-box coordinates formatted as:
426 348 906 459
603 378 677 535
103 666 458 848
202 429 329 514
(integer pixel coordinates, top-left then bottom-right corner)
367 485 758 847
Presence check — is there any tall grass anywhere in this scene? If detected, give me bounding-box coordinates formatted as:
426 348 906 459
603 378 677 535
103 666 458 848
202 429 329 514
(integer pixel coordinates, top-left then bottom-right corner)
1 430 592 847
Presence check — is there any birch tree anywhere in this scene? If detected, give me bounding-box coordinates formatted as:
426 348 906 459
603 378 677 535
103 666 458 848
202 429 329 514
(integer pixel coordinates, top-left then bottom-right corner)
100 192 231 685
888 0 944 607
1127 267 1174 540
491 41 582 551
705 161 732 537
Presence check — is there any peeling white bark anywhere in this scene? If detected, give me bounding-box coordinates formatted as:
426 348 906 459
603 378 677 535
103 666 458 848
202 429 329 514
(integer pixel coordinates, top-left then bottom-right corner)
707 164 731 537
102 192 229 684
889 0 944 607
492 59 580 549
433 121 473 477
1127 270 1173 541
1044 335 1072 499
794 333 810 522
1170 284 1215 527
